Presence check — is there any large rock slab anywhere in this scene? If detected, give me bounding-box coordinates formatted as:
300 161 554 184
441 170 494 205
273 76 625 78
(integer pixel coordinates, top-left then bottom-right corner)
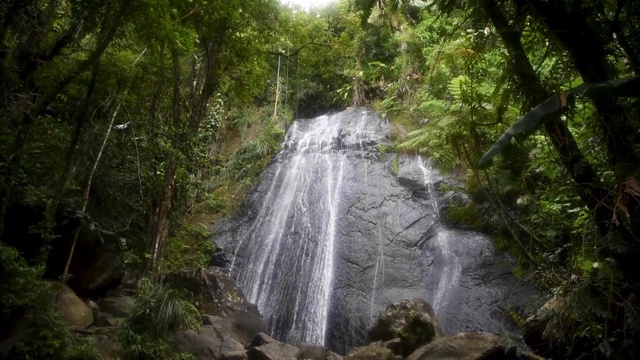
368 298 443 357
406 332 511 360
99 295 135 318
293 343 343 360
344 341 402 360
165 267 265 344
247 341 301 360
55 284 94 328
172 324 247 360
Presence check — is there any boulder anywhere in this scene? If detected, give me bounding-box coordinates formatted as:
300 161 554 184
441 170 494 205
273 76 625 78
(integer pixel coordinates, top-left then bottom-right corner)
172 324 247 360
293 343 343 360
165 268 266 344
246 332 277 348
55 284 94 327
406 332 511 360
99 296 135 318
344 341 402 360
247 341 301 360
368 298 443 357
94 312 120 327
65 229 125 296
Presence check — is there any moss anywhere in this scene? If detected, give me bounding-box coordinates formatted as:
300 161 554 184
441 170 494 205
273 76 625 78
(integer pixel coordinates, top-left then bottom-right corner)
443 198 485 231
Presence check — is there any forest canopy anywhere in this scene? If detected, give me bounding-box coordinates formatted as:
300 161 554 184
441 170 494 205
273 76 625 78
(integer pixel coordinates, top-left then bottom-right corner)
0 0 639 358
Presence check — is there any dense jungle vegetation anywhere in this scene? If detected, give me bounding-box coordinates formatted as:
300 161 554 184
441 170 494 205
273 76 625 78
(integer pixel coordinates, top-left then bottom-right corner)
0 0 639 359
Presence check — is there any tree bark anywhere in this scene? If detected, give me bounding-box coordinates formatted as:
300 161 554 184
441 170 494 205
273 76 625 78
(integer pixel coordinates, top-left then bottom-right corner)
145 46 181 282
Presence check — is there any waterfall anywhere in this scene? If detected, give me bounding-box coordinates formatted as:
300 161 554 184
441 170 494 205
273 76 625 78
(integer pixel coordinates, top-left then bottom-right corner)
228 109 389 345
215 108 535 352
417 158 462 315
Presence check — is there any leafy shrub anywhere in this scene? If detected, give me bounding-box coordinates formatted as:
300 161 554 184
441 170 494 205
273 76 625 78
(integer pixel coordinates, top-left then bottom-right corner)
164 224 215 274
118 279 201 360
0 243 100 360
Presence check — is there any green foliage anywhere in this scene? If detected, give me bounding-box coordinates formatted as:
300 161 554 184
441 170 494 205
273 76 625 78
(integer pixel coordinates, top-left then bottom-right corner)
164 224 215 274
390 157 399 175
221 116 285 193
0 243 50 315
0 243 100 359
118 279 201 360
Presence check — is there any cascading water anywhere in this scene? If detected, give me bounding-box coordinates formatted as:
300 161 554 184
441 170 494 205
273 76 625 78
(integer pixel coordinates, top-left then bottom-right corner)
214 108 535 353
417 158 462 315
226 109 390 345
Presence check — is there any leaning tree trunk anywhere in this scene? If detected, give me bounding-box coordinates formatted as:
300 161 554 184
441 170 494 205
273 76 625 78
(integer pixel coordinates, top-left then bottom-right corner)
517 0 640 281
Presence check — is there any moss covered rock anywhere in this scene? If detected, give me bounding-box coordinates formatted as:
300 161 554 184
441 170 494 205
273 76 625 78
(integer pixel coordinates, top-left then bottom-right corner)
367 298 443 357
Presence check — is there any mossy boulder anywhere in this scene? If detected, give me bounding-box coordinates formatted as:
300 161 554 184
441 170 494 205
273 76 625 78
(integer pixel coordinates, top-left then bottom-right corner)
368 298 444 357
55 284 94 328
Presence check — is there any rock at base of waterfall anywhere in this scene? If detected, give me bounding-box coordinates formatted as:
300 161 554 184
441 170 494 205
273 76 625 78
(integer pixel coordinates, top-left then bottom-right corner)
164 267 266 344
367 298 444 357
246 332 277 348
344 341 402 360
246 341 302 360
293 343 344 360
171 324 247 360
406 332 514 360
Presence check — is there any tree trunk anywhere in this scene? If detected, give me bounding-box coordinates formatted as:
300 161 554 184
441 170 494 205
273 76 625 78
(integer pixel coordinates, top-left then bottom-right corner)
0 0 130 239
517 0 640 170
144 46 181 282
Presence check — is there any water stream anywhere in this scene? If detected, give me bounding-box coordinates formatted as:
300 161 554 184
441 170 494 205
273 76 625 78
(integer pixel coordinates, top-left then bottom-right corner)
417 158 462 315
214 108 534 352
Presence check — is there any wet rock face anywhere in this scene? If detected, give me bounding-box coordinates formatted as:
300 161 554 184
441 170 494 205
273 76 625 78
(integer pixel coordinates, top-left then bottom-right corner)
213 108 536 353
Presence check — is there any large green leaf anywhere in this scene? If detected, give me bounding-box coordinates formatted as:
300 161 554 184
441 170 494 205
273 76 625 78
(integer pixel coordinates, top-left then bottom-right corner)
477 76 640 168
477 93 565 168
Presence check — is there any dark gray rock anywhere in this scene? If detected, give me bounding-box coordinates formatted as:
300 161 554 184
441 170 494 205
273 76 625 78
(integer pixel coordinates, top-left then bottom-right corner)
381 338 402 356
247 341 301 360
95 312 120 327
406 332 512 360
293 343 344 360
99 295 135 318
165 268 266 344
247 332 277 348
368 299 443 357
172 324 247 360
344 341 402 360
213 108 536 353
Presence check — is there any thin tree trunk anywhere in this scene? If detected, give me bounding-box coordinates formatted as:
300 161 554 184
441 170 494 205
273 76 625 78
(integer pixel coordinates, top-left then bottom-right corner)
61 91 124 281
38 61 100 264
145 46 181 282
273 55 282 120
